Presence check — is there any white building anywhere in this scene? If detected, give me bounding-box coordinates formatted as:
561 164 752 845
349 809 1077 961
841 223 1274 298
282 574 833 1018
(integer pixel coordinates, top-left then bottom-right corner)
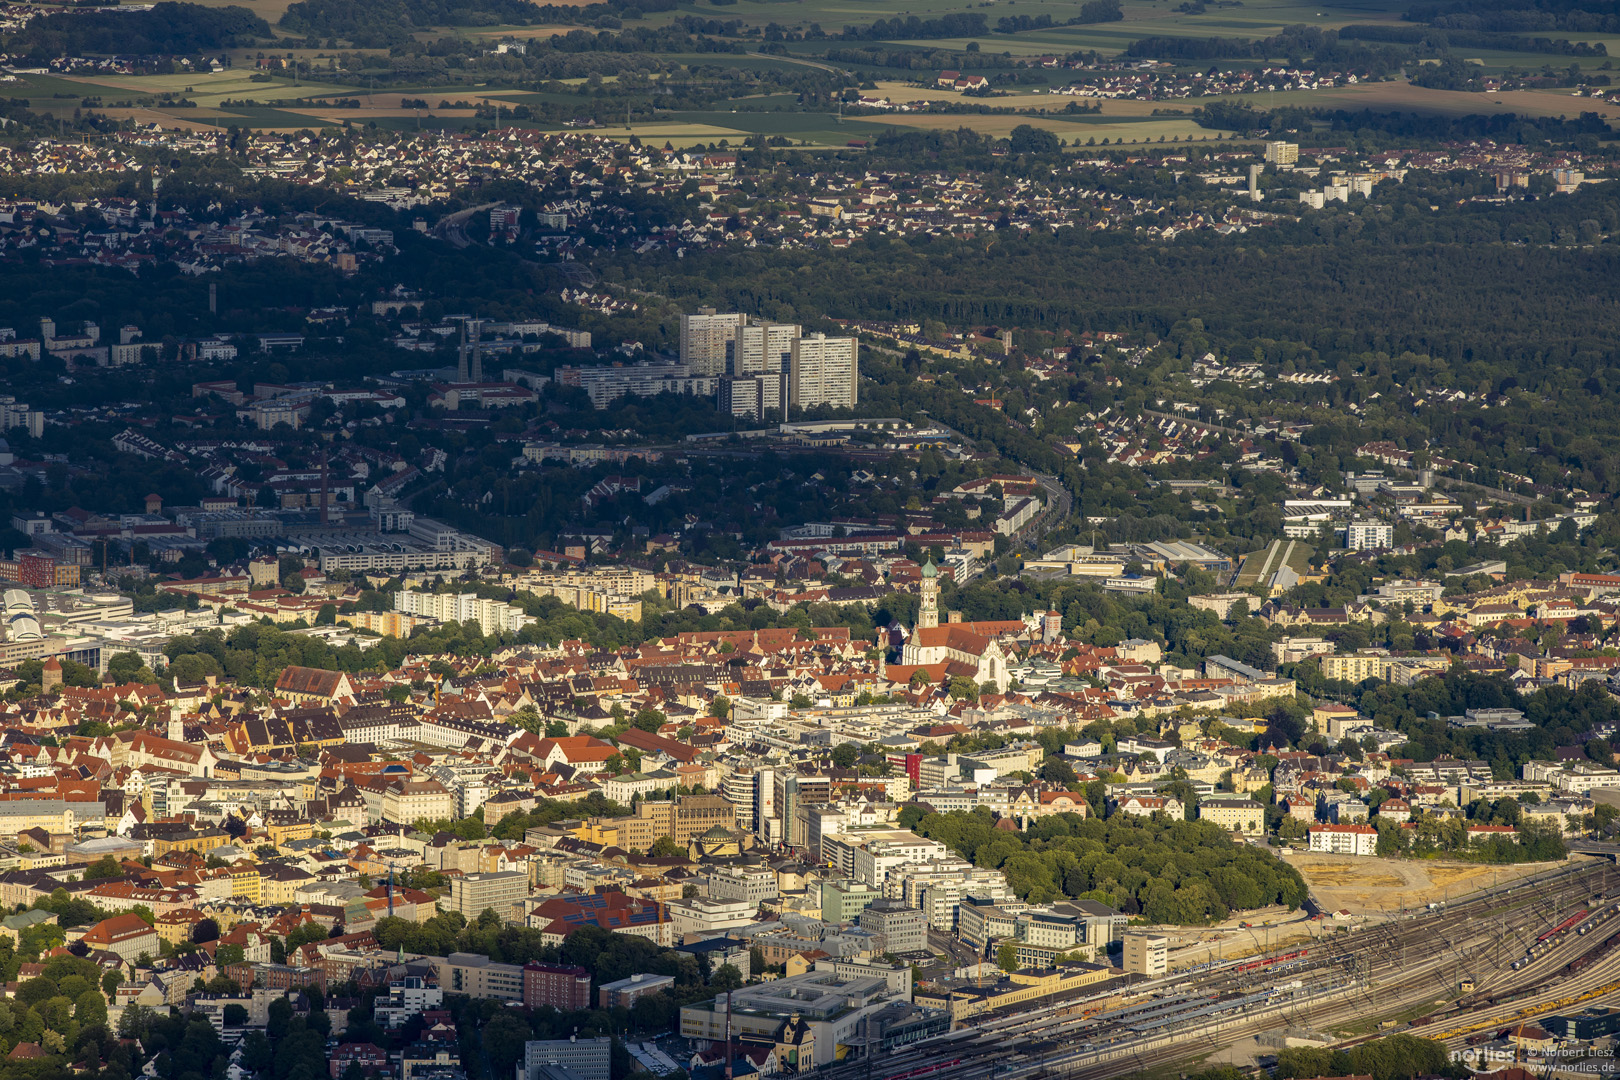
1307 823 1377 856
395 590 535 636
789 333 858 410
1123 932 1168 976
680 308 746 376
1343 520 1394 551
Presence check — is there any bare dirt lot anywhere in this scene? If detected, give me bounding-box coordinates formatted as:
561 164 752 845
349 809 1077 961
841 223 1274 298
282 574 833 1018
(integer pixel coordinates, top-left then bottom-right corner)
1291 852 1554 914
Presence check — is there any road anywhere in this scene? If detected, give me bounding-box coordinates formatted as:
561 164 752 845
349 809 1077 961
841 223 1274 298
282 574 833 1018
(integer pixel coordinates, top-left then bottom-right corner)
433 201 502 249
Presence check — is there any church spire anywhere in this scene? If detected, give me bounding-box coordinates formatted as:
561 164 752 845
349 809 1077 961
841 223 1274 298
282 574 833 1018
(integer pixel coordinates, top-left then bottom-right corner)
917 558 939 631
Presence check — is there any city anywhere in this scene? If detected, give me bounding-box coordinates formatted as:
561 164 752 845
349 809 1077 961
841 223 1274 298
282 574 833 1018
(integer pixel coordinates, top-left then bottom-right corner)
3 0 1620 1079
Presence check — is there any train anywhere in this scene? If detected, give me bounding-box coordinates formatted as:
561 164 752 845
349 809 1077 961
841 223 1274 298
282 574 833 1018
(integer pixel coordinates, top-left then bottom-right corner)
1538 909 1589 943
1565 930 1620 977
884 1060 962 1080
1234 948 1309 974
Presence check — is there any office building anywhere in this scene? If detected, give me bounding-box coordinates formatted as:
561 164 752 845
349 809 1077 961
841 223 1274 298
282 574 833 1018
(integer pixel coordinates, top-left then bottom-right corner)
680 967 911 1070
789 333 858 410
1124 932 1167 976
432 952 525 1001
859 900 927 954
597 973 676 1010
522 1038 612 1080
821 879 882 923
706 864 778 907
446 871 530 919
680 308 746 376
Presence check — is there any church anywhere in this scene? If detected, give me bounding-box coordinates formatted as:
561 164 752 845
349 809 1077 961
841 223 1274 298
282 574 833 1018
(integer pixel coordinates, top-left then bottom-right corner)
896 560 1018 693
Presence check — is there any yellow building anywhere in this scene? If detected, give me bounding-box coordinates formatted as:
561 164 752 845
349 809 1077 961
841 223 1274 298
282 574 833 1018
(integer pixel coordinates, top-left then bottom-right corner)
915 966 1115 1022
155 908 206 946
228 862 261 903
1198 797 1266 835
152 829 230 858
267 819 315 847
339 610 438 638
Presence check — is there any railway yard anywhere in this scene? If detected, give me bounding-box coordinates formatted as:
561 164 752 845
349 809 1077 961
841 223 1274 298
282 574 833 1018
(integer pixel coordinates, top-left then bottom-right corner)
823 860 1620 1080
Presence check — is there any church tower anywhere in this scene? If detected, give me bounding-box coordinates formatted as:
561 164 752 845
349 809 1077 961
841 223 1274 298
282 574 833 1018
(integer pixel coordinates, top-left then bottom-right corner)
917 559 939 631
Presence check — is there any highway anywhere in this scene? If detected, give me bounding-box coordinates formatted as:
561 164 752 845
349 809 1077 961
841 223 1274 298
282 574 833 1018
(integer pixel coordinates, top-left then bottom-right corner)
809 862 1620 1080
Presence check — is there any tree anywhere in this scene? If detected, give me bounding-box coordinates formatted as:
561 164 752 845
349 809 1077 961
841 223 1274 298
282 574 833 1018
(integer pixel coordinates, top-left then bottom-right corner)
712 963 743 991
831 742 860 769
216 943 245 967
105 651 150 685
223 1003 249 1026
997 942 1019 973
648 836 686 858
82 855 122 880
100 970 121 1003
1039 757 1078 785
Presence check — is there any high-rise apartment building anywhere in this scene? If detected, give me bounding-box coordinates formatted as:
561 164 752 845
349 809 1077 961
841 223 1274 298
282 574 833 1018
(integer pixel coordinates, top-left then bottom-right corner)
789 333 858 410
679 308 746 376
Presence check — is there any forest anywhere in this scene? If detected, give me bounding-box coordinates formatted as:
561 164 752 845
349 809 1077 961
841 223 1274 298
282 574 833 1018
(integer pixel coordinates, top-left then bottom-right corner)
900 807 1309 921
1 4 270 58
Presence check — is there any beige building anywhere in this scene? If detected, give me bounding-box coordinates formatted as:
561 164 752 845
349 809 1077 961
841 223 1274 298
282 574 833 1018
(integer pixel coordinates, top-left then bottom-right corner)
431 951 525 1002
381 779 454 825
1124 932 1168 976
1198 797 1266 836
446 871 530 919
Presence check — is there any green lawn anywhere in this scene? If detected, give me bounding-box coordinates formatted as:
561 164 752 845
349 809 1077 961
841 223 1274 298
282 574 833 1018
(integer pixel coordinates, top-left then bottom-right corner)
211 105 342 128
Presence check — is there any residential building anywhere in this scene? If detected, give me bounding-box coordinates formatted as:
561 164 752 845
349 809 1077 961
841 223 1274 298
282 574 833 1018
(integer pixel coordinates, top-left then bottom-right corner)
1198 797 1266 835
789 334 858 410
523 963 592 1012
1307 823 1378 856
680 309 746 377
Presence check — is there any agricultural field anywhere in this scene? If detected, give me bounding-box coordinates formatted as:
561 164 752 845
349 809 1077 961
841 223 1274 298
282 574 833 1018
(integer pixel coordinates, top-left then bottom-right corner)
873 110 1230 144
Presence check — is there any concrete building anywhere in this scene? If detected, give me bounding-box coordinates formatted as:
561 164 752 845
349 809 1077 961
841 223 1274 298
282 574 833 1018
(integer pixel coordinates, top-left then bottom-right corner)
680 308 747 377
1307 823 1378 856
522 1037 612 1080
705 864 779 907
1198 797 1266 836
789 334 858 410
597 973 676 1010
432 952 525 1001
1123 932 1167 976
858 899 927 955
821 879 883 923
680 968 910 1070
447 871 530 919
395 590 535 636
